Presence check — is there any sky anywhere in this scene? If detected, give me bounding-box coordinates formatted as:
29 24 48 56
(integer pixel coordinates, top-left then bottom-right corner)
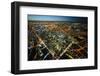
28 15 87 23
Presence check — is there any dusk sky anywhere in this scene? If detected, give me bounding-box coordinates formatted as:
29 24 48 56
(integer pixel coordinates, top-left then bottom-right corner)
28 15 87 23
